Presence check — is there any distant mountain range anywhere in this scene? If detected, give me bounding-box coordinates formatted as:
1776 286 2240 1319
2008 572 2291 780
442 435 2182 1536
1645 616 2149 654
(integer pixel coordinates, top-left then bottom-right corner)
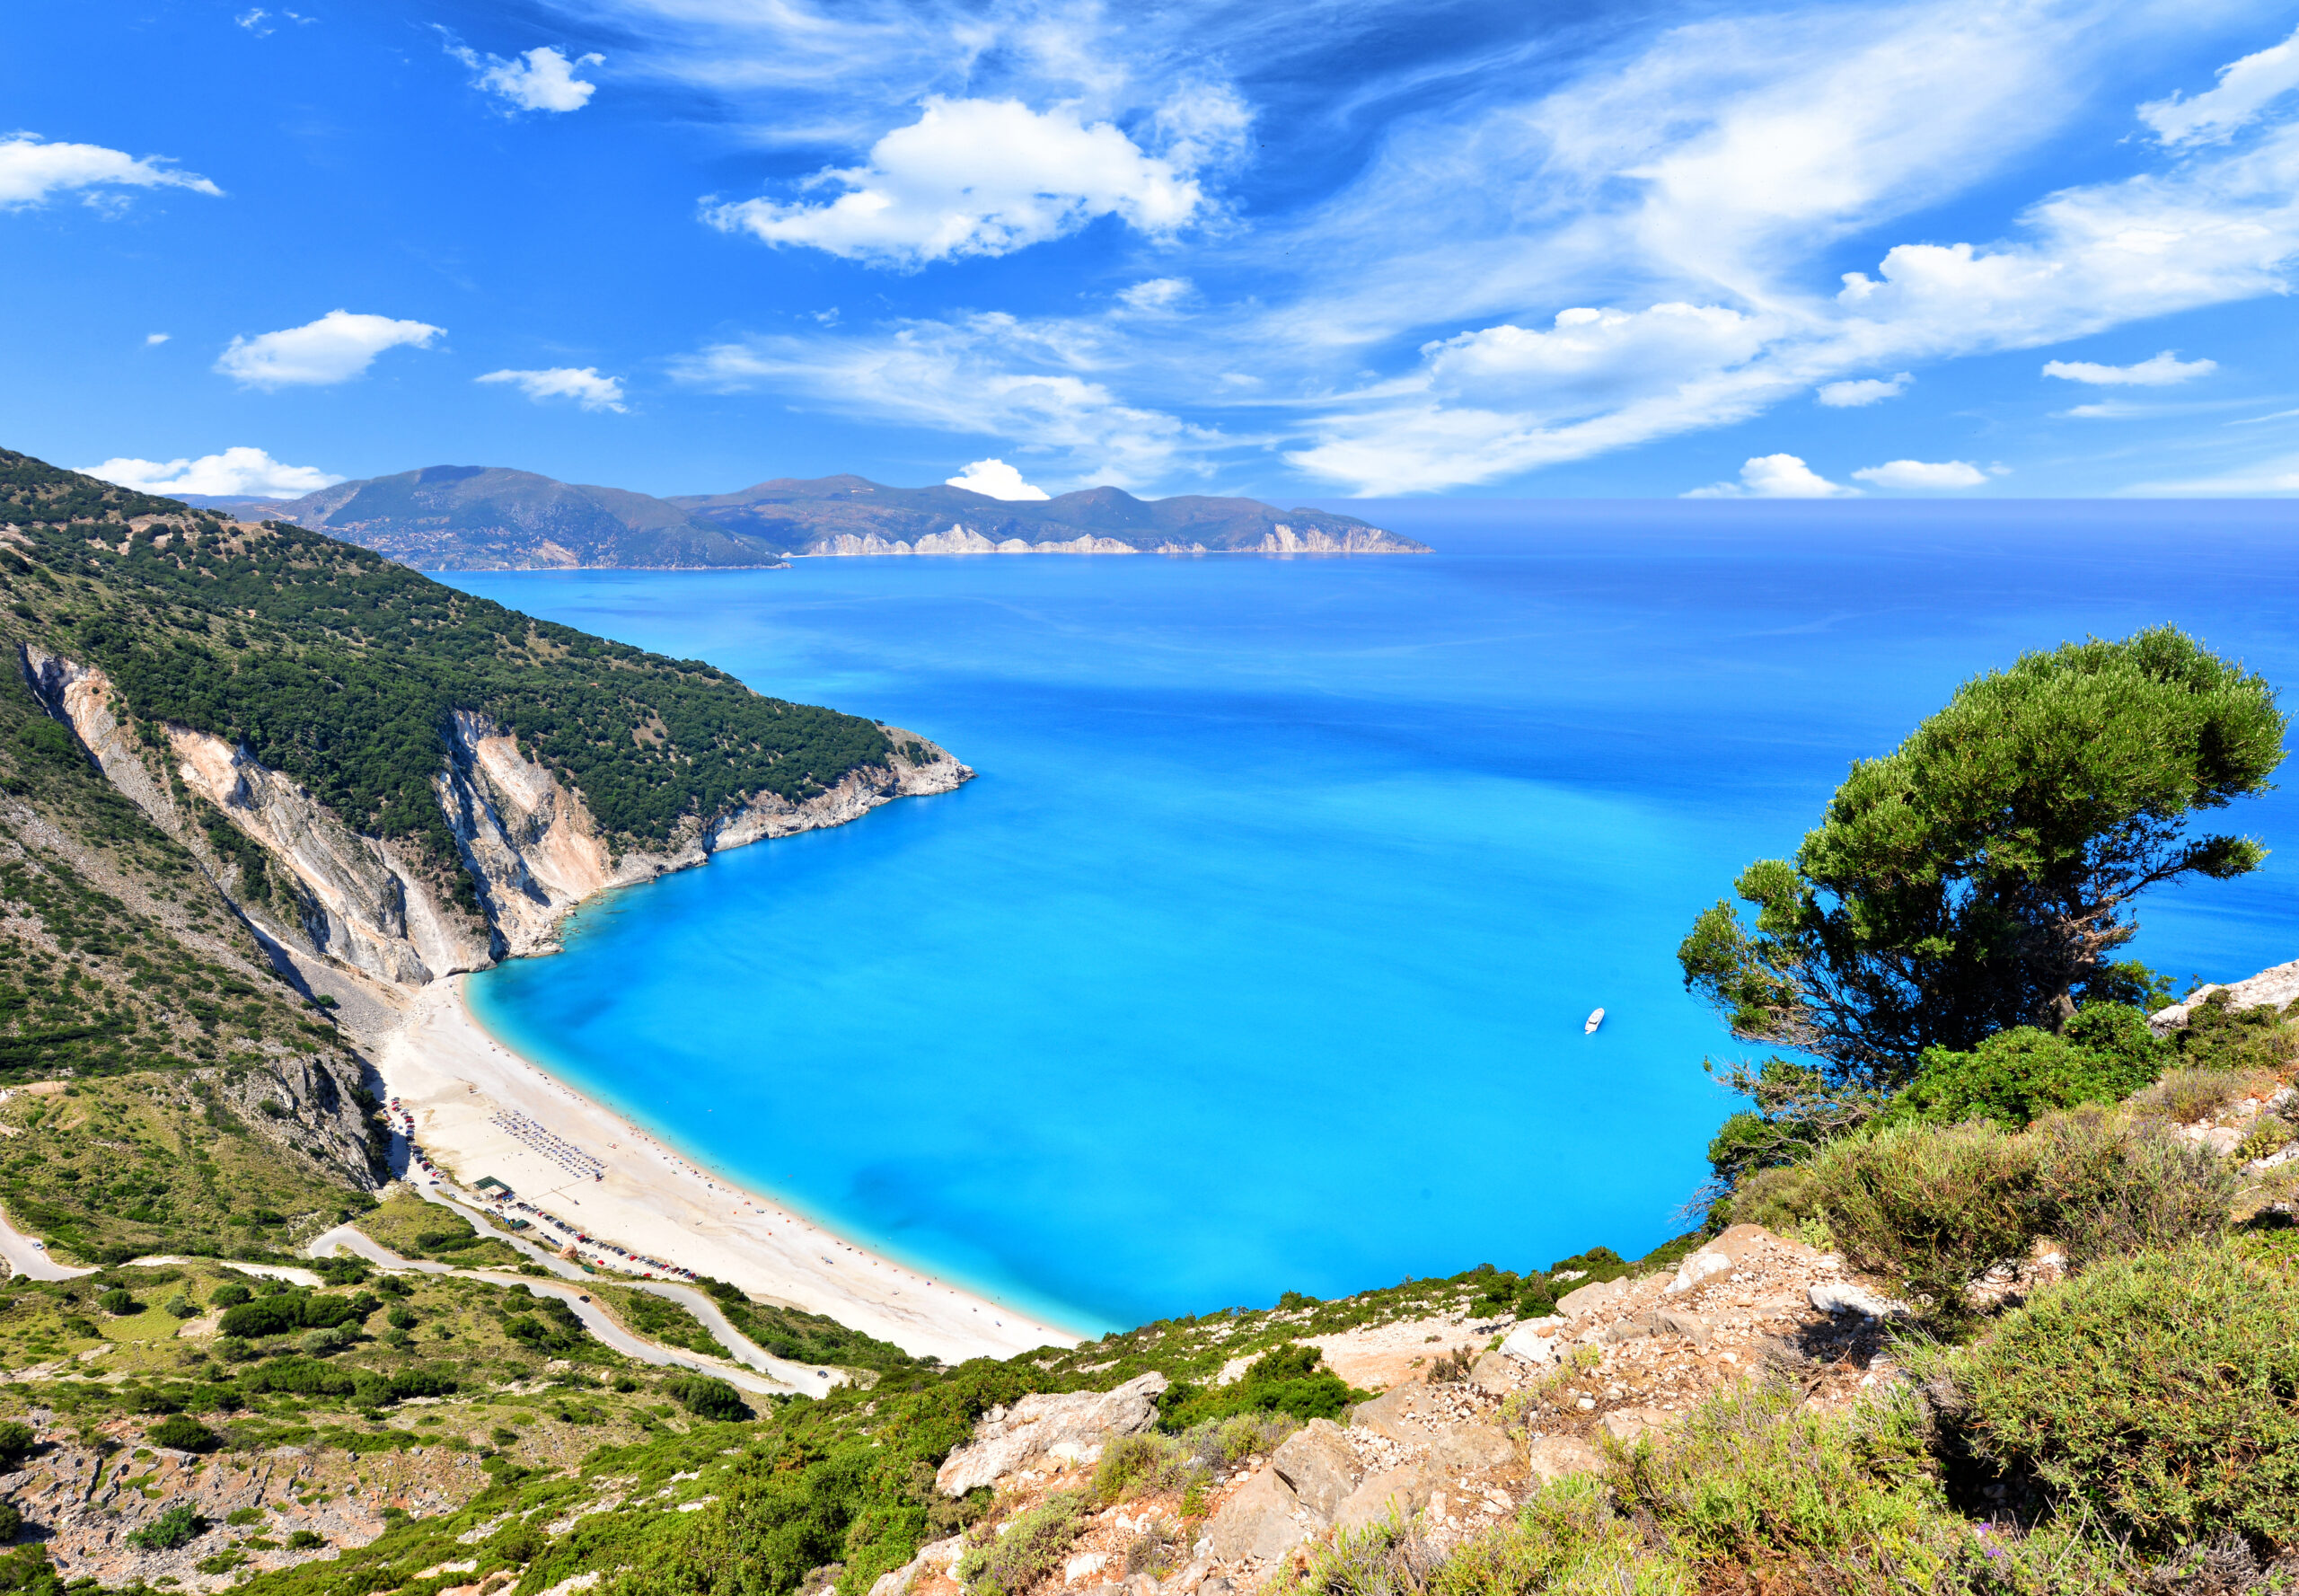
182 466 1430 569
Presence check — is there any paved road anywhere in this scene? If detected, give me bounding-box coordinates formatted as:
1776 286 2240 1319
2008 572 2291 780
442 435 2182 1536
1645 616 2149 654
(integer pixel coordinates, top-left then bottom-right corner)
0 1205 93 1282
407 1183 838 1396
305 1224 799 1398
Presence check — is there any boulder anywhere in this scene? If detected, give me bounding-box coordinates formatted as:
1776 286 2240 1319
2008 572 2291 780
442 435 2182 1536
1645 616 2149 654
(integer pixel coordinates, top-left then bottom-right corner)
1499 1327 1557 1365
936 1373 1169 1495
1555 1277 1629 1318
1467 1349 1519 1395
1525 1434 1600 1483
1349 1385 1437 1442
1334 1463 1435 1532
1807 1282 1907 1321
1600 1318 1652 1345
1064 1554 1109 1585
1664 1248 1731 1296
1270 1418 1362 1521
1649 1309 1709 1348
1205 1466 1308 1562
1428 1423 1515 1471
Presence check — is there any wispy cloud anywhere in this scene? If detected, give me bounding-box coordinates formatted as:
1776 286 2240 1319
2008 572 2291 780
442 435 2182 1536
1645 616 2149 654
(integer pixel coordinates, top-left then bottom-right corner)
1851 458 1986 489
476 366 627 411
1816 373 1912 408
2041 350 2217 385
2140 23 2299 146
0 135 222 209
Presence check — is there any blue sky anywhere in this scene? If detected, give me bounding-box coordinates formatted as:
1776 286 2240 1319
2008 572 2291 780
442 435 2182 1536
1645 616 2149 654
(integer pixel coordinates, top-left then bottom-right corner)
9 0 2299 502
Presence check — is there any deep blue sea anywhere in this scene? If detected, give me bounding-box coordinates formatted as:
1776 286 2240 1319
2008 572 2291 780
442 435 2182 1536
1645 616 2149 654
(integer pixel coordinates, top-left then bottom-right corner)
453 501 2299 1337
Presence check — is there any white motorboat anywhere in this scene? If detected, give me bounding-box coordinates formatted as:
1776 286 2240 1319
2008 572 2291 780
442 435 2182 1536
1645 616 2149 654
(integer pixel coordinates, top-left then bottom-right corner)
1584 1008 1605 1034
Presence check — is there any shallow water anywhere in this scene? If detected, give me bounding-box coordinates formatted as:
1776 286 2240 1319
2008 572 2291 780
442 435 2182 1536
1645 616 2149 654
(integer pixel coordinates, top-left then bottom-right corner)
455 501 2299 1335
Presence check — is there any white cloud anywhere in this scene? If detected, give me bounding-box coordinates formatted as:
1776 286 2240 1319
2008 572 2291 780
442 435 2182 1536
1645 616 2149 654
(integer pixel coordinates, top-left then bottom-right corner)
1119 278 1194 313
1851 458 1986 489
946 459 1050 499
79 446 343 498
2140 25 2299 147
1422 304 1769 410
1816 373 1912 407
145 333 170 346
216 310 445 388
2041 350 2217 385
475 366 627 412
235 8 270 32
671 313 1223 487
1686 454 1858 498
443 38 603 114
0 135 222 209
703 97 1202 267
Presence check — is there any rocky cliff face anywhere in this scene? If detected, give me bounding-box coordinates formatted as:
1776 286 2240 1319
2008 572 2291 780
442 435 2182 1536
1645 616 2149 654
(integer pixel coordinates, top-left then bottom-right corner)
19 645 972 992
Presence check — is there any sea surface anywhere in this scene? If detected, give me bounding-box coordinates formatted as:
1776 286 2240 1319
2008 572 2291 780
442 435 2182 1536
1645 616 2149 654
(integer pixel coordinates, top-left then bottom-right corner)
455 501 2299 1336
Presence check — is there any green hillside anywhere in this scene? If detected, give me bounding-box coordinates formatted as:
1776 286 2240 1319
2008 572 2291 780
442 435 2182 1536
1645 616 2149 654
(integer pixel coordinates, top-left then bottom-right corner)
0 449 891 869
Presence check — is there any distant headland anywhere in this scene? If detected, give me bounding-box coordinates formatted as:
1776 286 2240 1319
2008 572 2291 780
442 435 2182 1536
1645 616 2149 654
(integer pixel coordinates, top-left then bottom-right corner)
178 466 1431 572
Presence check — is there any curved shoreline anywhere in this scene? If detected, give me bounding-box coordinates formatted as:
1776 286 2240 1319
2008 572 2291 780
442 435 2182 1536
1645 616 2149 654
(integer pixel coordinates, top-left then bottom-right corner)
374 978 1085 1367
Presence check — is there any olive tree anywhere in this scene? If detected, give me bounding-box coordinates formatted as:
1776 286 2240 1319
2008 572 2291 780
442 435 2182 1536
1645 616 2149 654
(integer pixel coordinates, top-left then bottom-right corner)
1679 626 2285 1089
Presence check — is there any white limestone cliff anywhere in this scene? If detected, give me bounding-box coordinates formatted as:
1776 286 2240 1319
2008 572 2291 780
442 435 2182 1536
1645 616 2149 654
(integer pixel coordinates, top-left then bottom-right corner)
19 644 972 992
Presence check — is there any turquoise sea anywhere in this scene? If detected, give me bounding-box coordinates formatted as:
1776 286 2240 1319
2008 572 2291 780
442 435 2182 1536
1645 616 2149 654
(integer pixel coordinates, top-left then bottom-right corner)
456 501 2299 1337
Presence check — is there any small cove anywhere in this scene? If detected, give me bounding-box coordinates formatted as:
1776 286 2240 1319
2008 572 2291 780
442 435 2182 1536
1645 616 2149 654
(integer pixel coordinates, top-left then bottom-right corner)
458 501 2299 1335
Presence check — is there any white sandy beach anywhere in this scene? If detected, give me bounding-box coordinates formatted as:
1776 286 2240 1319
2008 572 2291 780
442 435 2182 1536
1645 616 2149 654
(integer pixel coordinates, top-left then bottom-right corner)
374 978 1081 1367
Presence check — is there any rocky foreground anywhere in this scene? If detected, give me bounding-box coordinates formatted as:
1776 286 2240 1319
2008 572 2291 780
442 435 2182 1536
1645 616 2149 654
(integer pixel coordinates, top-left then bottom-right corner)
865 1222 1947 1596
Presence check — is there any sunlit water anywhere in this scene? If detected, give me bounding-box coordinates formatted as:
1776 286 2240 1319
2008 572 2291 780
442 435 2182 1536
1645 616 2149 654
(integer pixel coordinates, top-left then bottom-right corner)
454 501 2299 1335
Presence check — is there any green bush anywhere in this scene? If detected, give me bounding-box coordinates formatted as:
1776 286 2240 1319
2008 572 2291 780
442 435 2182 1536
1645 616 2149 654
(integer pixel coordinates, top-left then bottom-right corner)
1927 1240 2299 1546
2165 991 2299 1073
126 1502 205 1550
1158 1343 1367 1431
146 1415 217 1453
1805 1122 2033 1318
209 1281 252 1309
663 1375 751 1423
1892 1005 2164 1129
2024 1107 2235 1266
953 1492 1082 1596
96 1287 135 1317
286 1530 324 1550
1094 1433 1190 1503
0 1424 34 1468
0 1503 20 1542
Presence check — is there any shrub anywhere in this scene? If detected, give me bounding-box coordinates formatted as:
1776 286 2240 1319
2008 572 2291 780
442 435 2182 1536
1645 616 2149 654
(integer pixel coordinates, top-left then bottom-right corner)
163 1294 198 1319
663 1375 751 1423
1095 1433 1190 1503
0 1424 34 1468
218 1291 360 1339
298 1327 350 1355
285 1530 323 1550
126 1503 205 1550
1805 1122 2034 1318
0 1503 19 1542
1158 1344 1366 1431
1892 1009 2162 1130
209 1282 253 1309
954 1492 1082 1596
2165 991 2299 1073
2025 1107 2235 1266
2132 1066 2262 1125
96 1288 135 1317
145 1415 216 1453
1925 1240 2299 1546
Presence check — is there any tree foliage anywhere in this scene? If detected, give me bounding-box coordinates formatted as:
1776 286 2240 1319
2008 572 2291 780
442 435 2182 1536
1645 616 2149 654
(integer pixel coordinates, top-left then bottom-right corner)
1680 627 2284 1088
0 448 894 872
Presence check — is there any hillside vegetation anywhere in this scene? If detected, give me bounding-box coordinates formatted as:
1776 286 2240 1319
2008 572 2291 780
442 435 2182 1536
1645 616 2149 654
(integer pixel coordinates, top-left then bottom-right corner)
0 448 891 862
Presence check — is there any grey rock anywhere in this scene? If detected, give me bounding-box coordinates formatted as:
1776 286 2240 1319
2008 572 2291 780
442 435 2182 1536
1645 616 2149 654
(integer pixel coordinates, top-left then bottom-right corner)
1270 1418 1362 1522
1348 1385 1436 1442
1205 1467 1307 1562
1598 1407 1674 1447
1428 1424 1515 1471
1649 1309 1709 1348
935 1373 1169 1495
1334 1463 1434 1532
1806 1283 1907 1321
1525 1435 1600 1484
1600 1318 1651 1345
1467 1350 1518 1395
1555 1277 1629 1318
